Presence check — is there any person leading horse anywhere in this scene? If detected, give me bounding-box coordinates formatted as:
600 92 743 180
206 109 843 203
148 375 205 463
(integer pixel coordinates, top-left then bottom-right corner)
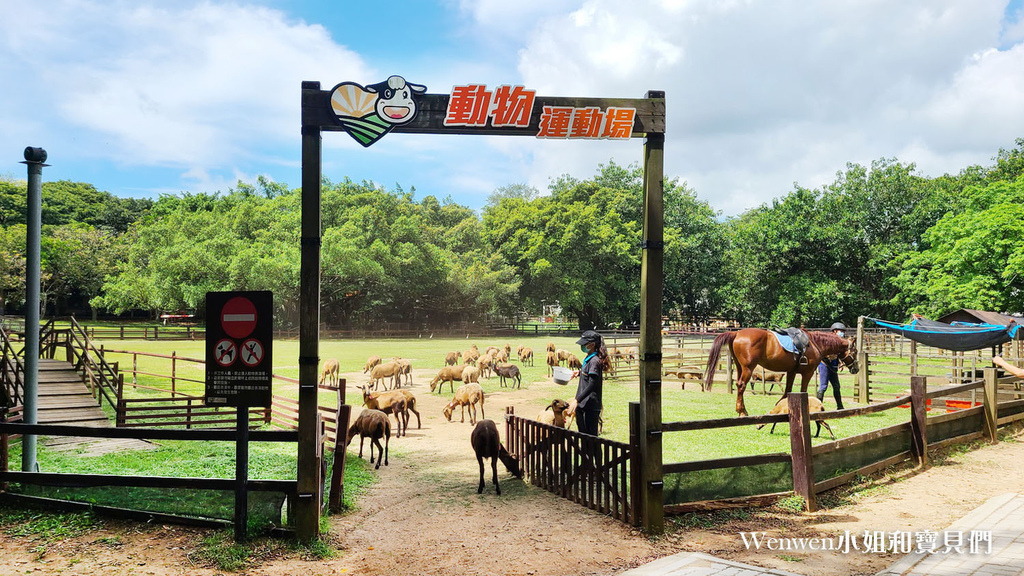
702 327 859 416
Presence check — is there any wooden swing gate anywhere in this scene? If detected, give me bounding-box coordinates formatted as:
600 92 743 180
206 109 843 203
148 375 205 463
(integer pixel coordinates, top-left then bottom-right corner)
504 406 640 526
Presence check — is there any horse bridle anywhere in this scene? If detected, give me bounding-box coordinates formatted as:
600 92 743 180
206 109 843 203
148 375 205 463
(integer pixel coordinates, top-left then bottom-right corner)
840 337 859 374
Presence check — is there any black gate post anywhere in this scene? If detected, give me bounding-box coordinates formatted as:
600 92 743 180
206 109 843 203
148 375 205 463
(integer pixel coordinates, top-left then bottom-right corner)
296 81 324 541
234 406 250 542
637 90 666 534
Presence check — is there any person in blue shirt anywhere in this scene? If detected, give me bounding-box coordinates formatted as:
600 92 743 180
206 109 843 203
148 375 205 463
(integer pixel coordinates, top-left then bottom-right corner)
816 322 847 409
567 330 610 436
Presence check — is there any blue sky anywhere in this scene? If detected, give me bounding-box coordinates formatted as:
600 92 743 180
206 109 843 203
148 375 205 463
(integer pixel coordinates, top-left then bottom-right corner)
3 1 1024 215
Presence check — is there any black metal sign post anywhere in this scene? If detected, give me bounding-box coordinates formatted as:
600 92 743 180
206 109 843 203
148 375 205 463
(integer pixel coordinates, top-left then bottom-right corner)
299 78 666 538
205 290 273 542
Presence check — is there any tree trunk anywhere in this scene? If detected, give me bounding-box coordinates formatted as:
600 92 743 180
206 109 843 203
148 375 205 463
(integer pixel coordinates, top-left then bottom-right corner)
575 304 604 332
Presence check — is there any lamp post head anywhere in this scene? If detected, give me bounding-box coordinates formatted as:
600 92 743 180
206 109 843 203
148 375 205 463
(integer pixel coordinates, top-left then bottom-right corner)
23 147 47 163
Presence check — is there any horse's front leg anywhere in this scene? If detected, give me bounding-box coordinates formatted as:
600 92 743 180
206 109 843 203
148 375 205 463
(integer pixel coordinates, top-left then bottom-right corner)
782 372 797 399
799 368 813 394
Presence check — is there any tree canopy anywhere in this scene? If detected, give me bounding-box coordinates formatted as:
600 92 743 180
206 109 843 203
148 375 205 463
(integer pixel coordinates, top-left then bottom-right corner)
2 138 1024 328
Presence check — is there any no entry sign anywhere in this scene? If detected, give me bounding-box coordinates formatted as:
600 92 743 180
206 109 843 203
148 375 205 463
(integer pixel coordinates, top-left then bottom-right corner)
221 296 258 339
206 291 273 407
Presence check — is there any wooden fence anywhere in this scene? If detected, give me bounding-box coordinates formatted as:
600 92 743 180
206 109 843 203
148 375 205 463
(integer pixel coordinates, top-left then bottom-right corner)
0 421 301 537
606 329 1024 405
85 347 346 438
605 333 742 393
0 327 25 408
659 367 1024 514
854 328 1024 405
10 324 349 434
268 374 347 451
505 405 639 525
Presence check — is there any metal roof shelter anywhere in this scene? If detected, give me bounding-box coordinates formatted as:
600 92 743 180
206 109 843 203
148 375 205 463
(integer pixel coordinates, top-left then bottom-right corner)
937 309 1024 334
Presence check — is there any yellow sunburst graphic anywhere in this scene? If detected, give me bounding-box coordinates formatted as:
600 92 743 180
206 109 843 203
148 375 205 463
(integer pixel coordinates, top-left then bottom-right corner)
331 84 377 118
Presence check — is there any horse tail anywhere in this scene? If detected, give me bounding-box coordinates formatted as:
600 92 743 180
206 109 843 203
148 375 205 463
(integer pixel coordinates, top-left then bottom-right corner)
704 332 737 391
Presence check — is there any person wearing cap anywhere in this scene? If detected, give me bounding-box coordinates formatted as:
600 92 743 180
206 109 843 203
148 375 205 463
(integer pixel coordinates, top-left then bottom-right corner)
567 330 610 436
816 322 847 409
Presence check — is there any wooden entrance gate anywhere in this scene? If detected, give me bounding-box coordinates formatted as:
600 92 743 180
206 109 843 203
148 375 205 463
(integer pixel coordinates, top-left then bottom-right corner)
504 406 640 525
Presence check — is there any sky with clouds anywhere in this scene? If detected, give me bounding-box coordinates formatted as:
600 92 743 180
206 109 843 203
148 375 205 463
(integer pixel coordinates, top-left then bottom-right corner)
2 0 1023 215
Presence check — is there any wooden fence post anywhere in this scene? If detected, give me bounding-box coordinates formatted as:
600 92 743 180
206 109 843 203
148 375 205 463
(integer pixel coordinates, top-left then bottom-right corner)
505 406 514 456
328 403 351 514
910 340 917 377
1 409 8 492
787 392 817 511
910 375 928 468
983 367 998 443
132 352 137 388
0 426 7 492
628 401 642 527
858 352 870 404
856 316 865 354
171 351 177 396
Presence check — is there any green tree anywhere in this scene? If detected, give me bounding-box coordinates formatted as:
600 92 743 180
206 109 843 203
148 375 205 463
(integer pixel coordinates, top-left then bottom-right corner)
895 177 1024 316
40 224 119 318
484 161 725 330
485 183 539 208
0 179 150 233
0 225 26 315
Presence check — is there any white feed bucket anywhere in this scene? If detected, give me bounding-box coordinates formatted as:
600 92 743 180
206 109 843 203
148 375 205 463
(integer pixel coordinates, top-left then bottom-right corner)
552 366 573 385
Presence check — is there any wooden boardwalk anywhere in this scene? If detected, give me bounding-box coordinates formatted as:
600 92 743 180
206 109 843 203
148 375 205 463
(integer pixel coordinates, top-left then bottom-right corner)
36 358 154 455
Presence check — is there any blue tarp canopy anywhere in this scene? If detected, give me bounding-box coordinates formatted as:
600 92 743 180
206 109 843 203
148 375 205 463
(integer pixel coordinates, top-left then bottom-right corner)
868 316 1020 352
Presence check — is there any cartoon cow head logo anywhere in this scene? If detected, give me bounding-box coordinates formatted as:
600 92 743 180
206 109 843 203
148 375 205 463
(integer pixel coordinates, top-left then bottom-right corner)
330 75 427 147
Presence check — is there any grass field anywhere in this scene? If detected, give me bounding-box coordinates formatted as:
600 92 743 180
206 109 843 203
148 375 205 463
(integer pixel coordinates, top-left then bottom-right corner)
89 335 913 464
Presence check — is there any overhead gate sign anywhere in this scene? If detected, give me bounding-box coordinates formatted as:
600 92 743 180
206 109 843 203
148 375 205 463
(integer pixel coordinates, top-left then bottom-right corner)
205 291 273 407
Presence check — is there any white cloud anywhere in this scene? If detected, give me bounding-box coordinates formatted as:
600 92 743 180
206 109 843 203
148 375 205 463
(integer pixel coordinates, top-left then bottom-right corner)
5 0 1023 212
457 0 581 38
916 45 1024 151
2 1 373 170
473 0 1024 214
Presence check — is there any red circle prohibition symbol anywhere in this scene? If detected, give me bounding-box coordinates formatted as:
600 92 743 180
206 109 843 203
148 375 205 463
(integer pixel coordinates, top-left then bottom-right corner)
240 339 264 367
214 339 237 367
221 296 257 339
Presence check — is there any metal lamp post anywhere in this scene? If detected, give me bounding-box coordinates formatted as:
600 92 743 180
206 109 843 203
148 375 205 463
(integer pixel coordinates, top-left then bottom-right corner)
20 146 47 472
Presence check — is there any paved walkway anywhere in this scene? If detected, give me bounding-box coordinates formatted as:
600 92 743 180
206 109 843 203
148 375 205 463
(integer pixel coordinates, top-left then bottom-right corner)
616 552 804 576
878 492 1024 576
617 493 1024 576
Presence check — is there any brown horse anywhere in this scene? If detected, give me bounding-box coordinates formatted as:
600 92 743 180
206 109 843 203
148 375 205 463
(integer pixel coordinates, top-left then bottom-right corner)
703 329 859 416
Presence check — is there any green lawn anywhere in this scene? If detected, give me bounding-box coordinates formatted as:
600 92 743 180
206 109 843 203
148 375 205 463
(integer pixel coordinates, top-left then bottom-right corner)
7 434 375 534
94 335 584 399
89 335 913 465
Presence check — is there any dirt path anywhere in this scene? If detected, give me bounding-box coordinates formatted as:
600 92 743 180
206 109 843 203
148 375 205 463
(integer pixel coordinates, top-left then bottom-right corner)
653 424 1024 576
318 374 1024 576
0 371 1021 576
327 369 657 576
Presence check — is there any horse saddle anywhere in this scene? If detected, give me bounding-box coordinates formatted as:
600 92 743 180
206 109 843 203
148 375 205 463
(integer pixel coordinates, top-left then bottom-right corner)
772 327 810 365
